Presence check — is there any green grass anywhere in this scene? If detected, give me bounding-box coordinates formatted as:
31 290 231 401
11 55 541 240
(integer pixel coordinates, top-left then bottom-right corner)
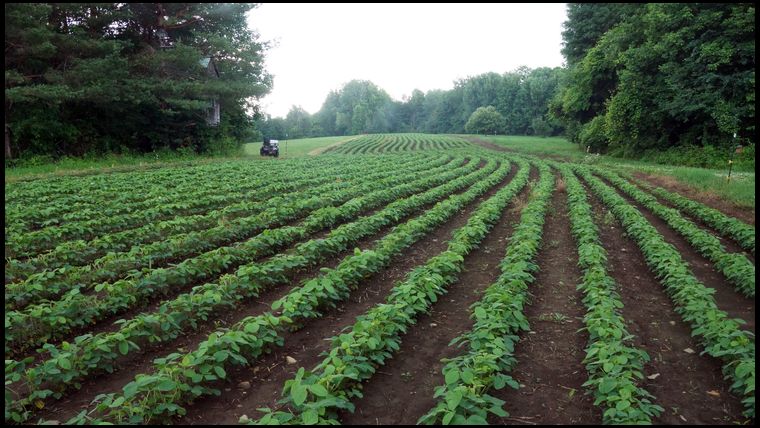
243 135 359 158
610 161 755 210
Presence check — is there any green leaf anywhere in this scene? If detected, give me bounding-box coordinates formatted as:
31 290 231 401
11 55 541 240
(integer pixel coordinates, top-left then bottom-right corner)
309 384 328 397
599 378 616 394
58 358 72 370
445 369 460 385
156 379 177 391
465 414 488 424
292 384 308 406
603 407 617 420
493 374 506 390
119 341 129 355
302 409 318 425
109 396 125 408
214 350 228 362
446 389 463 410
123 382 139 399
461 368 474 384
615 400 630 411
214 366 226 379
506 378 519 389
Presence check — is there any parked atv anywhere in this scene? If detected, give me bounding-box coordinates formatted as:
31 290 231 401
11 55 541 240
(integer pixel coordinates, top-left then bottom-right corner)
260 138 279 157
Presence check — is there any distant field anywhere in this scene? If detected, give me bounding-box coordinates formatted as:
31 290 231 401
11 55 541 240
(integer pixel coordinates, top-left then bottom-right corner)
243 135 359 158
466 134 586 160
324 133 471 154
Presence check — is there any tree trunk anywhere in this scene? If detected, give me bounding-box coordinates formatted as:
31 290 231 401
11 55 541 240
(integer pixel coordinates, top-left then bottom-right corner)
5 123 11 159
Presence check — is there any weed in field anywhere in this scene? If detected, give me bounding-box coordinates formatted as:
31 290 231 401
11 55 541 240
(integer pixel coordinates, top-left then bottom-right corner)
538 312 569 323
556 178 566 193
602 210 616 226
582 153 601 164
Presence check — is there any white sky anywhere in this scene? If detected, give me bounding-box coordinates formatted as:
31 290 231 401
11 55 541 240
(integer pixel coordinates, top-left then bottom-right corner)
248 3 567 118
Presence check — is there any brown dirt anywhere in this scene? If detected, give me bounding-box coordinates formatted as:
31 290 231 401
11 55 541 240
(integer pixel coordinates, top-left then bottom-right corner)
597 176 755 334
33 160 504 423
585 184 748 425
633 172 755 225
336 169 537 425
487 174 599 425
172 163 520 424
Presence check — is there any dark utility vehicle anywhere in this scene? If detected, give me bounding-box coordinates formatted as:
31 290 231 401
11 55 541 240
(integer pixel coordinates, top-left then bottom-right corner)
260 138 279 157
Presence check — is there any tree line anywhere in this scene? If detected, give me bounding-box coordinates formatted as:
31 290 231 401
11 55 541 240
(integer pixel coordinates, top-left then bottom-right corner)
5 3 754 163
552 3 755 156
256 67 565 140
5 3 271 160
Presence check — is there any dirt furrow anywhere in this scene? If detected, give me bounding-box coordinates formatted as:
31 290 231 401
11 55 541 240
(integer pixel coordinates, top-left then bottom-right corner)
585 184 747 425
487 174 598 425
598 176 755 333
337 169 536 425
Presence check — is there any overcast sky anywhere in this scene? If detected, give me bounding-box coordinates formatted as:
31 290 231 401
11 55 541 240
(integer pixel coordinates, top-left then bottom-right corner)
248 3 567 118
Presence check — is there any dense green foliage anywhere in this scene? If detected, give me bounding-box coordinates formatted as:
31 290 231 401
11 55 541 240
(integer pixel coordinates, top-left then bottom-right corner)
258 67 565 139
636 144 755 171
313 80 395 137
560 4 643 67
464 106 506 135
5 3 271 160
553 3 755 158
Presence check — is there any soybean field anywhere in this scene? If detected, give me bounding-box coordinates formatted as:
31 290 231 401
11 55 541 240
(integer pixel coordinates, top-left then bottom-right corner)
4 135 755 425
323 133 471 154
